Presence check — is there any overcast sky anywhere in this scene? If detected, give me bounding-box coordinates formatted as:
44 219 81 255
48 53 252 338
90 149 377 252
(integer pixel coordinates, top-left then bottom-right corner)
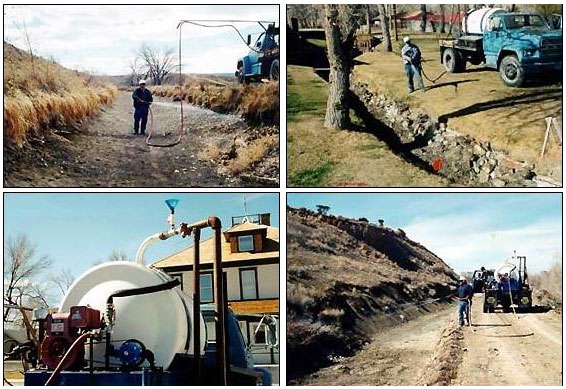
288 193 562 274
4 5 279 75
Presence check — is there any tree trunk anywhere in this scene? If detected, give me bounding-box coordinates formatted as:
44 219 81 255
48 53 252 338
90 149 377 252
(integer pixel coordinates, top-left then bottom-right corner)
323 5 351 129
420 4 427 32
366 5 371 34
440 5 446 33
378 4 392 52
392 4 398 41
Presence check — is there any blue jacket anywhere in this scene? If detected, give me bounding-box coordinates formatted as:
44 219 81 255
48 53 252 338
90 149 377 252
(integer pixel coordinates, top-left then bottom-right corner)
457 283 473 299
132 88 153 110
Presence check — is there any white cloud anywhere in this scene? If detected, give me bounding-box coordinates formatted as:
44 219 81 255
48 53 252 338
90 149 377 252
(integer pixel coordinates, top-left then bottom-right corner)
4 5 279 75
402 213 562 274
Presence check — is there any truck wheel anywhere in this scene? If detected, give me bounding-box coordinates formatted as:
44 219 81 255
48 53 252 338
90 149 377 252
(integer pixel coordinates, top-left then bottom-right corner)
442 48 464 73
237 65 249 85
270 59 280 81
499 55 525 87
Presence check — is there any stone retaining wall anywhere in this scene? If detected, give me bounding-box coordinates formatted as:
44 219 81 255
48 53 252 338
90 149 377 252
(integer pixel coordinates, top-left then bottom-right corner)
351 81 538 187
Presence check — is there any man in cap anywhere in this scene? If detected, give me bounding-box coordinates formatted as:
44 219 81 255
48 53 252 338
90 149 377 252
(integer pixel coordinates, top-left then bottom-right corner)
401 36 425 94
457 275 473 326
132 79 153 135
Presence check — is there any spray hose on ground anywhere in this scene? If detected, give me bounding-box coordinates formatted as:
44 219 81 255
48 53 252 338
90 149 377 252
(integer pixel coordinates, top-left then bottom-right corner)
145 19 275 148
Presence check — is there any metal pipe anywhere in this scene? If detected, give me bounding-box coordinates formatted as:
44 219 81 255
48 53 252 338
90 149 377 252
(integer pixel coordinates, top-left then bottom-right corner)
135 229 180 264
192 228 201 384
211 217 227 385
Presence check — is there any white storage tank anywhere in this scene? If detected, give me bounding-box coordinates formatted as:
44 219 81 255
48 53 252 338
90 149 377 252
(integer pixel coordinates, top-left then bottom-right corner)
59 261 206 369
463 8 505 35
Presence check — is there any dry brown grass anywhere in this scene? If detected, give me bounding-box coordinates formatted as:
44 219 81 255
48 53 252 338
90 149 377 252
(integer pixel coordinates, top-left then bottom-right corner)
226 134 278 174
354 34 562 180
3 42 117 145
198 143 224 162
530 261 562 303
152 82 279 125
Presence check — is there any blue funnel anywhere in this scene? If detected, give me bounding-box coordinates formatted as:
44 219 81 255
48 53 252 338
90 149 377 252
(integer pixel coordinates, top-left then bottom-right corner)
165 199 180 212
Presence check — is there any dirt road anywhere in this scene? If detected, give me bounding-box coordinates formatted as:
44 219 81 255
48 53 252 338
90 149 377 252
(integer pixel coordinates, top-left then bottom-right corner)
299 296 562 386
454 295 562 386
297 305 455 386
5 91 275 187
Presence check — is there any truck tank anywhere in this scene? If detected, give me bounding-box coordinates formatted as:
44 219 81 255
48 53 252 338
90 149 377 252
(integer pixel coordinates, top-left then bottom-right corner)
59 261 206 370
463 8 505 35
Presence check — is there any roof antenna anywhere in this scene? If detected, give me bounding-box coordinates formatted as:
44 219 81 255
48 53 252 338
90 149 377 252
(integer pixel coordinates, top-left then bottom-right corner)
242 195 249 223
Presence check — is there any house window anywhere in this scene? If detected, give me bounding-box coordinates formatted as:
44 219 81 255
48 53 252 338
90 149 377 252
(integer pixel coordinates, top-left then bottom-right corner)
238 235 254 252
171 274 183 290
200 273 213 303
239 268 258 300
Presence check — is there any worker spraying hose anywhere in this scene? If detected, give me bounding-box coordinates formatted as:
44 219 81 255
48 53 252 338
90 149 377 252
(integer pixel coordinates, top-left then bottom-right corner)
131 80 153 136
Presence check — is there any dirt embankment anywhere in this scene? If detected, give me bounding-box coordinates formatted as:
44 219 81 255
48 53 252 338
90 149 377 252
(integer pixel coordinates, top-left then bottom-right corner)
287 207 458 381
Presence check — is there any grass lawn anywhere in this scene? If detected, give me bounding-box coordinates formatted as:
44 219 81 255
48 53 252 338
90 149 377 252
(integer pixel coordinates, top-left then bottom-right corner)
353 34 562 180
287 65 449 187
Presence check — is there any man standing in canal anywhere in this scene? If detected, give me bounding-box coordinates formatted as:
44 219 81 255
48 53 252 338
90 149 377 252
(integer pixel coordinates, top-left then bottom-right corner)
132 79 153 135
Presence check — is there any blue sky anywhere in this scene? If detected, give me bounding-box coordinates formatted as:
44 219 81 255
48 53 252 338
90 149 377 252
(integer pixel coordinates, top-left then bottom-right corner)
4 5 279 75
4 193 279 296
288 193 562 273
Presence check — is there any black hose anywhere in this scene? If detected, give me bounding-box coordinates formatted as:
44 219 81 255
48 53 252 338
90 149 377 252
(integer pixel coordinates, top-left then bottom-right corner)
106 279 180 305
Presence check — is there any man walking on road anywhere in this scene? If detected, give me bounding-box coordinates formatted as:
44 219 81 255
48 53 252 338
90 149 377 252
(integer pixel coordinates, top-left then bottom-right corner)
457 275 473 326
132 79 153 135
401 36 425 94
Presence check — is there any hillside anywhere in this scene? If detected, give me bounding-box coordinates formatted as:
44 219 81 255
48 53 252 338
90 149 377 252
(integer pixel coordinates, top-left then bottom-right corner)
287 206 458 380
4 42 117 146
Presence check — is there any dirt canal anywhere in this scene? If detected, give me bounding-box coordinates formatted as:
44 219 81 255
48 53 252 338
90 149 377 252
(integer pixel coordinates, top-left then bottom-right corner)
296 295 561 386
4 91 278 187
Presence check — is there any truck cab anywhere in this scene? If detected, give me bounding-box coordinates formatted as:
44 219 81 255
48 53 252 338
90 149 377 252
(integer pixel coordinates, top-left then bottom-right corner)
483 12 562 86
236 24 280 84
440 9 562 87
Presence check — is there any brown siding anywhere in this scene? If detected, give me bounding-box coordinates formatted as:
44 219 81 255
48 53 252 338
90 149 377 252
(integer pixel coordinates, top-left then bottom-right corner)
230 236 238 253
253 233 263 252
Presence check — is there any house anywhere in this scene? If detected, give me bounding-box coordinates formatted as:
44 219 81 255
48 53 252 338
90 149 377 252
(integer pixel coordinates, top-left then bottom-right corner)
398 10 464 33
152 213 279 365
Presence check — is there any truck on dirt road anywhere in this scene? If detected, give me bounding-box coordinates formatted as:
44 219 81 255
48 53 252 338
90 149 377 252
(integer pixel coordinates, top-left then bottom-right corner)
236 23 280 84
440 8 562 87
483 255 533 313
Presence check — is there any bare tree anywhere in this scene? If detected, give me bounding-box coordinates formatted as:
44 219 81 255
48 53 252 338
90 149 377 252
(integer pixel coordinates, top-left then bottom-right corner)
128 58 148 86
365 5 372 34
420 4 427 32
92 249 130 266
378 4 392 52
50 268 75 297
4 234 52 322
108 249 130 262
323 4 361 130
138 44 176 85
439 5 446 34
391 4 399 41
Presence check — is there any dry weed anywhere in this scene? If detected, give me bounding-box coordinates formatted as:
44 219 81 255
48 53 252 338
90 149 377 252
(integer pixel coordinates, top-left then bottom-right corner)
4 42 117 145
226 134 278 174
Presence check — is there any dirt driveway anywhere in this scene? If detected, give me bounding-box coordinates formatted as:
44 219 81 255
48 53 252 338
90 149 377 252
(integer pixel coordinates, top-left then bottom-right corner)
5 91 273 187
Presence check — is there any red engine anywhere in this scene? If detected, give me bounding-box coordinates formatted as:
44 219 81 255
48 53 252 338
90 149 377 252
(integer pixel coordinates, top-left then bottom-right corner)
40 306 101 370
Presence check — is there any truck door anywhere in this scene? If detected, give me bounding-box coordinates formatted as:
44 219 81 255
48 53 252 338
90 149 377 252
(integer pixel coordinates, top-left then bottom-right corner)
248 33 264 76
483 15 503 68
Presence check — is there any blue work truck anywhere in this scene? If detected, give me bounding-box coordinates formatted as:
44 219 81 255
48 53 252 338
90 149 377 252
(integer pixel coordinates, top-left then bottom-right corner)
236 23 279 84
440 8 562 87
